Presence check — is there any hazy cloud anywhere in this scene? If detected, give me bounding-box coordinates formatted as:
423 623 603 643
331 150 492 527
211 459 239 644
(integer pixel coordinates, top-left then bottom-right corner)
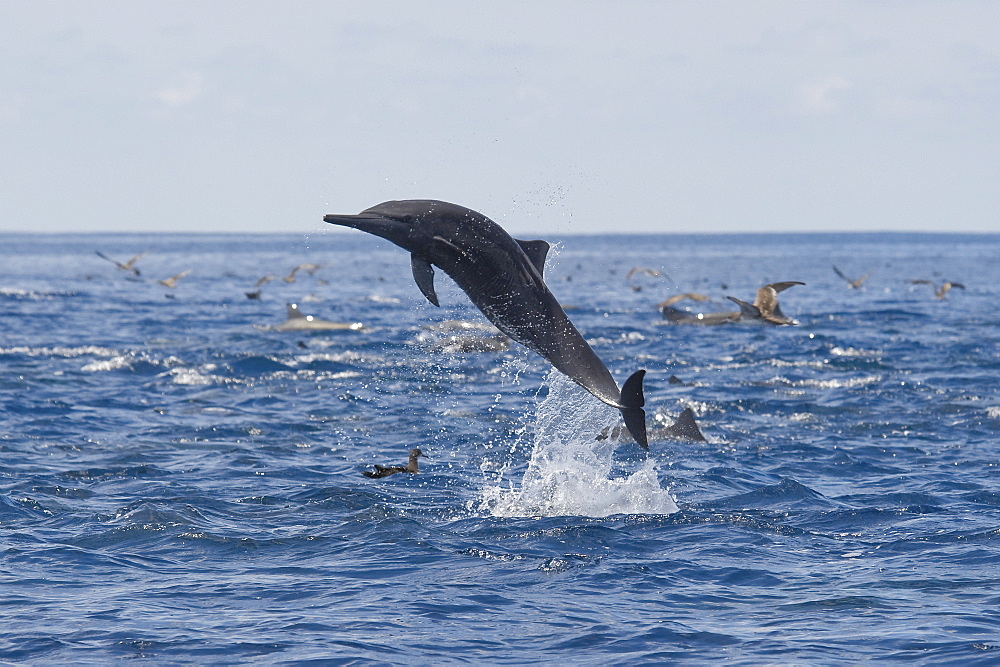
155 72 204 107
796 76 851 114
2 1 999 234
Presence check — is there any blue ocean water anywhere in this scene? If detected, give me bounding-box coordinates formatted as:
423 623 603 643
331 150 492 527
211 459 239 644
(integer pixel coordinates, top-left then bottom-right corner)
2 230 999 664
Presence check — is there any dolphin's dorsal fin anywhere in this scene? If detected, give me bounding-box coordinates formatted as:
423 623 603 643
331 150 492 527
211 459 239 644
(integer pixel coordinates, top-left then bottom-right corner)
286 303 305 319
411 255 440 307
726 296 760 320
516 240 550 277
664 407 707 442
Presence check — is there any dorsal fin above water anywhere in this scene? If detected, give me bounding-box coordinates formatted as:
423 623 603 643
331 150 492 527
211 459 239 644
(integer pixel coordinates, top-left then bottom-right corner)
516 239 550 278
286 303 305 319
663 407 706 442
726 296 760 320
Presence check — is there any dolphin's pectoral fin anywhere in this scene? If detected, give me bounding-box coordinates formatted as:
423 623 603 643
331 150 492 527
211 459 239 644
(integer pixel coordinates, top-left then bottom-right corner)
411 255 440 307
515 239 550 277
619 369 648 450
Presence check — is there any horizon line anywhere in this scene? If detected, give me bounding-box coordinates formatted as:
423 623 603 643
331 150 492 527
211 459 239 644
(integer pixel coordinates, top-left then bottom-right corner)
2 228 997 238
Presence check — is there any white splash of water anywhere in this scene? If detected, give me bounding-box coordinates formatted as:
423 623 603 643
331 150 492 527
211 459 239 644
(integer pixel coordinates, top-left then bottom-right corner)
81 356 134 372
480 370 678 518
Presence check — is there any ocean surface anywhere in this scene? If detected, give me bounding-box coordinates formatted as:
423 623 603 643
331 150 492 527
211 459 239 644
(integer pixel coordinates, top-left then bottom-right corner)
2 230 999 664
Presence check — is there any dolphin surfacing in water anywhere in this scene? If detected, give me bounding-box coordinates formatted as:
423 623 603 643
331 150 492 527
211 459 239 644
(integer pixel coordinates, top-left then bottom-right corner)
273 303 364 332
324 199 648 448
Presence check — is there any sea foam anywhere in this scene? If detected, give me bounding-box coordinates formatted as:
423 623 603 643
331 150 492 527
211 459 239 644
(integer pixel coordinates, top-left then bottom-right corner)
481 370 678 518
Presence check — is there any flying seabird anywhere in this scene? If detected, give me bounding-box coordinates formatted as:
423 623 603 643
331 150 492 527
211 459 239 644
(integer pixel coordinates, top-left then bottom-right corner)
658 283 803 326
833 265 871 289
158 270 192 288
361 448 425 479
95 250 148 276
909 279 966 299
283 263 323 283
656 293 712 309
626 266 667 292
726 281 805 325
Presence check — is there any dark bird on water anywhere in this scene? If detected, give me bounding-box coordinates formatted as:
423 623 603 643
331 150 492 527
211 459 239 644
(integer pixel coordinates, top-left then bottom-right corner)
246 274 278 299
95 250 148 276
361 448 424 479
833 265 871 289
909 279 965 299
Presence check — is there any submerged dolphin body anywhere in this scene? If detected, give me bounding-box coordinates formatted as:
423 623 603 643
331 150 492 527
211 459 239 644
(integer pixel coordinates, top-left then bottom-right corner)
273 303 364 332
658 283 804 326
324 199 648 448
597 407 706 443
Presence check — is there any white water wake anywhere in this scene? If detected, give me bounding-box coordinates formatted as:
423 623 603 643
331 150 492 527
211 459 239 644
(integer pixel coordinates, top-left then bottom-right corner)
480 370 678 518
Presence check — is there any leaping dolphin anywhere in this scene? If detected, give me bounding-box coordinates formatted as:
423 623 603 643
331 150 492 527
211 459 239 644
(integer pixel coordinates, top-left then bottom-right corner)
324 199 649 448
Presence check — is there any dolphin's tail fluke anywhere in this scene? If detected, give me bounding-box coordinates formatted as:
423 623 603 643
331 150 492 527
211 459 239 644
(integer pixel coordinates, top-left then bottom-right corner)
619 369 648 450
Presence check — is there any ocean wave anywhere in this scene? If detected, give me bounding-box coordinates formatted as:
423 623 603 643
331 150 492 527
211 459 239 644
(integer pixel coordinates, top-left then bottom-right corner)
757 375 883 389
1 345 119 358
4 232 999 664
0 286 81 299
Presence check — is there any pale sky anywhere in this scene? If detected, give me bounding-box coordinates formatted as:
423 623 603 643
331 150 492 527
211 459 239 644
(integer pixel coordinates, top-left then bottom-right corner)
2 1 998 236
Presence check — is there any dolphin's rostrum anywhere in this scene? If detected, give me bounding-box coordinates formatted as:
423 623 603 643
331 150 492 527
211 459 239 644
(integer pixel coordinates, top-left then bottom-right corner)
324 199 648 448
